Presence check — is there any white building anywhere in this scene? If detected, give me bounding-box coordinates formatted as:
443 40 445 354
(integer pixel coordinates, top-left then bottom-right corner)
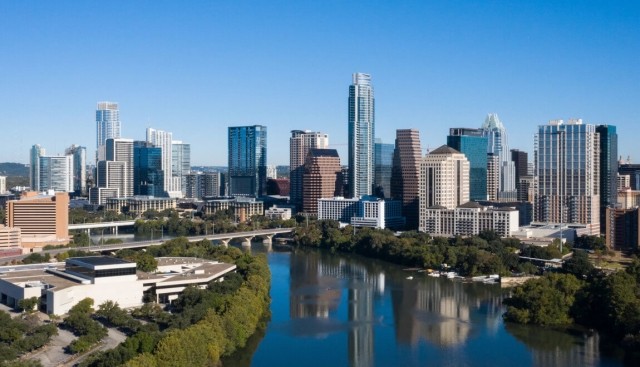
96 102 121 161
147 128 180 197
265 206 292 220
348 73 375 198
420 202 519 237
172 141 191 195
0 176 6 194
318 196 404 229
0 256 236 315
39 155 74 193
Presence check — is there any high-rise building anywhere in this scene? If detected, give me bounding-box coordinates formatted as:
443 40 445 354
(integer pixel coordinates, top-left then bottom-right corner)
172 141 191 195
30 144 45 191
419 145 470 210
302 149 342 214
65 145 87 196
105 138 134 198
7 191 69 249
134 141 164 197
619 163 640 190
534 119 600 235
289 130 329 208
348 73 375 198
390 129 421 229
0 176 5 194
374 140 394 199
481 114 516 201
487 153 499 201
605 207 639 251
596 125 618 233
90 138 133 203
184 172 220 199
39 155 74 193
146 128 176 196
228 125 267 197
447 128 487 201
511 149 528 202
96 102 121 161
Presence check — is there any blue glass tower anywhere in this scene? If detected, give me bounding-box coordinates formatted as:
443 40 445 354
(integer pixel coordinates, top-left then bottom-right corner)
447 128 487 201
374 140 394 198
596 124 618 232
134 141 164 197
348 73 375 198
228 125 267 197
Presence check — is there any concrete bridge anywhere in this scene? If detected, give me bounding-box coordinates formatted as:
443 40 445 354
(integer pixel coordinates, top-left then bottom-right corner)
69 220 137 235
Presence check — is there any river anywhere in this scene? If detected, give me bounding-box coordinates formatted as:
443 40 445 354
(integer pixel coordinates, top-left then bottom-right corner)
220 243 625 367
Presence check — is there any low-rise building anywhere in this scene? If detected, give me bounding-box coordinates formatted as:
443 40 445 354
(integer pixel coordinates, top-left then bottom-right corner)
204 197 263 222
105 196 177 215
318 196 405 229
264 206 292 220
0 225 21 257
0 256 236 315
420 202 519 237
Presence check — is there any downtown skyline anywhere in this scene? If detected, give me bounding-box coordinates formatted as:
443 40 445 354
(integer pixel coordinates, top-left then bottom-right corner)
0 1 638 165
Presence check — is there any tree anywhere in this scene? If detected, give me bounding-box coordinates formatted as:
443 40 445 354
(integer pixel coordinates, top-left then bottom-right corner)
562 250 594 278
72 231 91 247
17 297 39 313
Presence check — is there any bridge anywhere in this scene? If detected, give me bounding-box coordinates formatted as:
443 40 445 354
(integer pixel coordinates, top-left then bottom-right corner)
69 220 137 235
0 228 295 263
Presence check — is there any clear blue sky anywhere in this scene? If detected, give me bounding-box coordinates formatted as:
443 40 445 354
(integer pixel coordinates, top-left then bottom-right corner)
1 1 638 166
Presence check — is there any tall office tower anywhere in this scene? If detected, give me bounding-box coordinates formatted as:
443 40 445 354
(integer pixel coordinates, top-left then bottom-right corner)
486 153 499 201
302 149 342 214
511 149 528 201
96 102 121 161
447 128 487 201
134 141 164 197
0 176 5 194
534 119 600 234
481 114 516 201
596 125 618 233
65 145 87 196
104 138 134 197
30 144 45 190
391 129 422 229
348 72 375 198
39 155 74 192
419 146 469 231
146 128 177 196
228 125 267 197
290 130 329 208
172 141 191 195
374 139 394 198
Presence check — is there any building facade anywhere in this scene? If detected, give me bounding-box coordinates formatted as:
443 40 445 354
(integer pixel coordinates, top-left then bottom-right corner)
204 197 264 222
374 140 394 199
289 130 329 208
184 172 221 199
447 128 487 201
38 155 74 193
96 102 121 161
65 145 87 196
317 196 404 229
0 176 5 194
487 153 500 201
481 114 517 201
605 207 639 251
596 125 618 234
6 192 69 248
134 141 164 197
172 141 191 195
534 119 600 235
302 149 342 215
29 144 45 191
146 128 178 196
348 73 375 198
420 202 519 238
511 149 529 202
228 125 267 197
390 129 422 229
105 196 177 215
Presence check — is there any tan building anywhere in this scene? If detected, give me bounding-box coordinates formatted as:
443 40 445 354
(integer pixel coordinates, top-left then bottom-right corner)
617 189 640 209
204 197 263 222
6 191 69 249
487 153 500 201
302 149 342 215
0 225 21 256
290 130 329 208
105 196 177 215
390 129 422 229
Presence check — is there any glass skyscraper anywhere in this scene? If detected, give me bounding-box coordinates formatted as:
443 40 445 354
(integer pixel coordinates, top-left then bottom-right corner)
134 141 164 197
228 125 267 197
374 140 394 198
348 73 375 198
30 144 45 190
96 102 121 161
447 128 487 201
596 124 618 232
481 114 516 201
65 145 87 196
172 141 191 195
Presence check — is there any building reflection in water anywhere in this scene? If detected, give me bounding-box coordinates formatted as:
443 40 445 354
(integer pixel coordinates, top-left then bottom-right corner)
391 276 504 347
289 250 384 367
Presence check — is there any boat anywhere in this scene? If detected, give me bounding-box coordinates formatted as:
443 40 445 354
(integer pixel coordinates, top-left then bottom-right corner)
406 276 414 280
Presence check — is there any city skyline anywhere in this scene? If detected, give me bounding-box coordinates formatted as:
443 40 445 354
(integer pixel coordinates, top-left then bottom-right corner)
0 2 638 166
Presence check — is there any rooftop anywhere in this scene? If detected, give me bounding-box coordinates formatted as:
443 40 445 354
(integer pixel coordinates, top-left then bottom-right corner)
67 256 133 267
429 145 461 155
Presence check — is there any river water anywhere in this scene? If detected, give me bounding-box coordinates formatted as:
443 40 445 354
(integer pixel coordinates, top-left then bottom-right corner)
225 243 624 367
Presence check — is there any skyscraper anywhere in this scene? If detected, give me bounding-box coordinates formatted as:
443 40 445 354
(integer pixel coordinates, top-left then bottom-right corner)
596 125 618 233
65 145 87 196
447 128 487 201
172 141 191 195
99 138 134 198
486 153 499 201
348 73 375 198
290 130 329 209
374 140 394 198
302 149 342 214
228 125 267 197
419 145 470 231
39 155 74 193
146 128 177 197
534 119 600 234
30 144 45 191
511 149 529 201
481 114 516 201
96 102 121 161
134 141 164 197
390 129 422 229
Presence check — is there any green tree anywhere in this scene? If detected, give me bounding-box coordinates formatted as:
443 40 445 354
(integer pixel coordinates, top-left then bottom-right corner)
17 297 39 313
562 250 594 278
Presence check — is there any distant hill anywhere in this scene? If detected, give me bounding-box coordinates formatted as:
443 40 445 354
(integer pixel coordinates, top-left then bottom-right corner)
0 163 29 177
